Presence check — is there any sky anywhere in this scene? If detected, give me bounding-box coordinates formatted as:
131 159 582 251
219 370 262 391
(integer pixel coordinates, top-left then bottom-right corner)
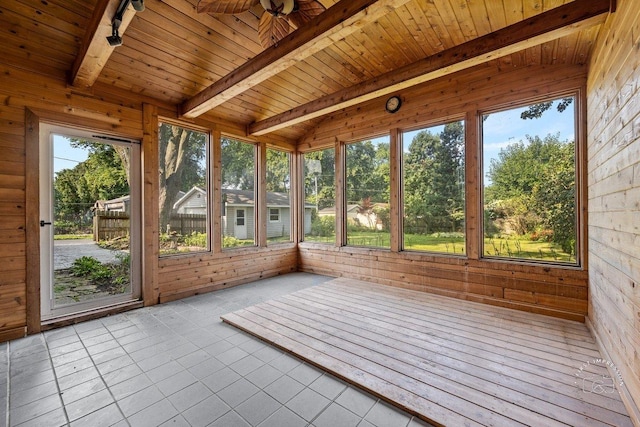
53 99 575 186
53 134 88 175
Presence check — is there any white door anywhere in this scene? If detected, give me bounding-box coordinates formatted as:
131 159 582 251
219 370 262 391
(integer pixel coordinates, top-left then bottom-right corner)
39 124 141 321
235 209 247 239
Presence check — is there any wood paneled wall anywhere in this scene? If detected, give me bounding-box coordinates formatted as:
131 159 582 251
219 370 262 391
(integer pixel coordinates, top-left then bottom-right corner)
0 61 296 341
298 61 591 322
586 0 640 422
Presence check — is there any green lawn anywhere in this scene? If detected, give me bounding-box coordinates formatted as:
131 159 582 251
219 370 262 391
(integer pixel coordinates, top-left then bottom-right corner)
54 233 93 240
306 231 575 263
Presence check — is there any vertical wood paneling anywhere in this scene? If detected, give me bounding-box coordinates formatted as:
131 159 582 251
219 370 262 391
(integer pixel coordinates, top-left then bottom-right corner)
257 142 267 247
389 128 401 252
212 129 223 254
24 109 39 335
142 103 159 306
465 111 480 260
587 0 640 422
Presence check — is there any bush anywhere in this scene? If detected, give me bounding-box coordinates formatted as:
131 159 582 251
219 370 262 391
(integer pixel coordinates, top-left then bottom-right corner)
311 216 335 237
71 256 113 281
54 220 80 235
71 256 103 276
529 229 553 242
183 232 207 248
223 235 242 248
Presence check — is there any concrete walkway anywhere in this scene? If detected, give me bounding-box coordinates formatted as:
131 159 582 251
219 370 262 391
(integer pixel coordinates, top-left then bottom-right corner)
54 239 123 270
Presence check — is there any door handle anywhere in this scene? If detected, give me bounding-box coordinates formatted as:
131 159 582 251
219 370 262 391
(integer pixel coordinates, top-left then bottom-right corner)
40 220 52 227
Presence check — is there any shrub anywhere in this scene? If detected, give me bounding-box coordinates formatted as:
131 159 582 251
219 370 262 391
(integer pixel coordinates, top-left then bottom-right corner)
223 235 242 248
71 256 103 277
311 216 335 237
183 232 207 248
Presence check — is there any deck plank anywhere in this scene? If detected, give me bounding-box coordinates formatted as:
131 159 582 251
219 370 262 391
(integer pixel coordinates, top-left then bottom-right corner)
221 278 632 427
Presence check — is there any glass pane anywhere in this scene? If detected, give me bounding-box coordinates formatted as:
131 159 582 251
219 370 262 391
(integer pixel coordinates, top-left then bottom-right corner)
266 149 291 244
158 123 209 256
345 137 390 248
403 121 465 254
482 96 577 263
304 148 335 244
221 137 255 248
53 136 131 307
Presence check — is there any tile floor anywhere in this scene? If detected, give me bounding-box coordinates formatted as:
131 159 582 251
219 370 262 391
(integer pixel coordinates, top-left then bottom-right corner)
1 273 434 427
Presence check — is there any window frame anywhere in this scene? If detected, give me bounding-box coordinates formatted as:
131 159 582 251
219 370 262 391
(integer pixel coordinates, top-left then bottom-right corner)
343 134 391 250
269 208 281 222
399 118 467 256
157 119 212 258
220 134 258 250
478 91 582 267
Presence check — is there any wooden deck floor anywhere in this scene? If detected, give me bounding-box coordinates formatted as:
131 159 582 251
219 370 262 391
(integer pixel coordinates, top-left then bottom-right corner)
221 278 632 427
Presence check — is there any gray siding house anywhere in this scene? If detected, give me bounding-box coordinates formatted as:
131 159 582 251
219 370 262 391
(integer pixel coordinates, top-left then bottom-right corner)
173 187 313 239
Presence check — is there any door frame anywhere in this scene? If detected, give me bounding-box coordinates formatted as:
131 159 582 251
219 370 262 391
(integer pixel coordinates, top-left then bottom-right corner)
38 124 142 322
24 112 144 332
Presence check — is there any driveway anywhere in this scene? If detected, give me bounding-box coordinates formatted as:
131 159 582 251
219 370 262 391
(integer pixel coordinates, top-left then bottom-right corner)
54 239 123 270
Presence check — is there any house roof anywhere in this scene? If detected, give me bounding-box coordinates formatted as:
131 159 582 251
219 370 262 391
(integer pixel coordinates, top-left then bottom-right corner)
0 1 611 144
173 187 314 209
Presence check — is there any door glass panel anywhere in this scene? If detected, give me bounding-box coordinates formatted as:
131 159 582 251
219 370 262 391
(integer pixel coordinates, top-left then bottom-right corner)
42 130 139 319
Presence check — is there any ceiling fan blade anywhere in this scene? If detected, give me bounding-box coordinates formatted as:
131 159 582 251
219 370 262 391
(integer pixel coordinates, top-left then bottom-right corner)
287 0 325 28
259 13 291 48
197 0 259 14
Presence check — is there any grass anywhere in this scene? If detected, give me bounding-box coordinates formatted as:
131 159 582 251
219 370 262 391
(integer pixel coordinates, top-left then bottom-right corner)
54 233 92 240
306 231 575 263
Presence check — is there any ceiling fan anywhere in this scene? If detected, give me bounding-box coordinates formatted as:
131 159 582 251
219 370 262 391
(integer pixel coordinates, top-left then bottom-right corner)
197 0 326 48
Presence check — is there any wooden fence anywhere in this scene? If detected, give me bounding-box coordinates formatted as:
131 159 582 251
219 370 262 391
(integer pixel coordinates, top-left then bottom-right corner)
93 211 207 241
93 211 129 241
166 213 207 236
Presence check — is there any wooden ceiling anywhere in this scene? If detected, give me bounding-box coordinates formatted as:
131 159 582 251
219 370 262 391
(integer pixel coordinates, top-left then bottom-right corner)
1 0 610 143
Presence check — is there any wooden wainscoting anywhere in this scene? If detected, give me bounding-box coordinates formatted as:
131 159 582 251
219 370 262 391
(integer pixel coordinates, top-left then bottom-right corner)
299 244 589 321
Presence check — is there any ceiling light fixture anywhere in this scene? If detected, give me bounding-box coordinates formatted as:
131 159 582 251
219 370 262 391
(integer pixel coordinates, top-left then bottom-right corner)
106 0 145 47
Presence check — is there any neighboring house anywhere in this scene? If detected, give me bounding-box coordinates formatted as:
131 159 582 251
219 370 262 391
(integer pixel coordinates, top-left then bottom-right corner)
318 203 388 230
172 187 314 239
93 195 130 213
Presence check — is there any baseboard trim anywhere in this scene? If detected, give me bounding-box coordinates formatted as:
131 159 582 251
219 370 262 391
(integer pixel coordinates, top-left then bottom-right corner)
0 327 26 343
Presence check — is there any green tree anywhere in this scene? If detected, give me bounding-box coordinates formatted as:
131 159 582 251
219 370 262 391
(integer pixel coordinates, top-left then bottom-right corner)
304 148 335 210
158 124 207 230
54 143 129 225
345 140 387 204
403 122 465 234
485 134 575 252
266 149 290 193
221 137 255 190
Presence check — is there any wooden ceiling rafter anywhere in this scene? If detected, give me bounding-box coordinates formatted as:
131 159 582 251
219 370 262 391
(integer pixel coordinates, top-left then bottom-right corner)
248 0 614 136
70 0 138 88
180 0 415 118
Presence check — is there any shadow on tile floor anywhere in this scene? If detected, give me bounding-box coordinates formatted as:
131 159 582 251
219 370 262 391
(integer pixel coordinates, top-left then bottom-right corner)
1 273 435 427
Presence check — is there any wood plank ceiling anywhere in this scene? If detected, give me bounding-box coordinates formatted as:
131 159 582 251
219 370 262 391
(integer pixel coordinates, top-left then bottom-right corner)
0 0 603 143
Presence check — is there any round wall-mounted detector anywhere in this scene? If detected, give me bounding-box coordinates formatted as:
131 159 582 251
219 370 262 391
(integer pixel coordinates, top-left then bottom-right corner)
385 96 402 113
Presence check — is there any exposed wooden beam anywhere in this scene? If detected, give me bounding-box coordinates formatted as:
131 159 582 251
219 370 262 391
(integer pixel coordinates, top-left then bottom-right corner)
180 0 414 118
69 0 138 88
248 0 613 136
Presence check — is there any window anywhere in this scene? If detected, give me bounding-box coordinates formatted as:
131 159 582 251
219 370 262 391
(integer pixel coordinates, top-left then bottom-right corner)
303 148 335 243
266 148 291 244
403 121 465 254
158 122 209 256
345 136 390 248
482 96 577 264
221 136 255 248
